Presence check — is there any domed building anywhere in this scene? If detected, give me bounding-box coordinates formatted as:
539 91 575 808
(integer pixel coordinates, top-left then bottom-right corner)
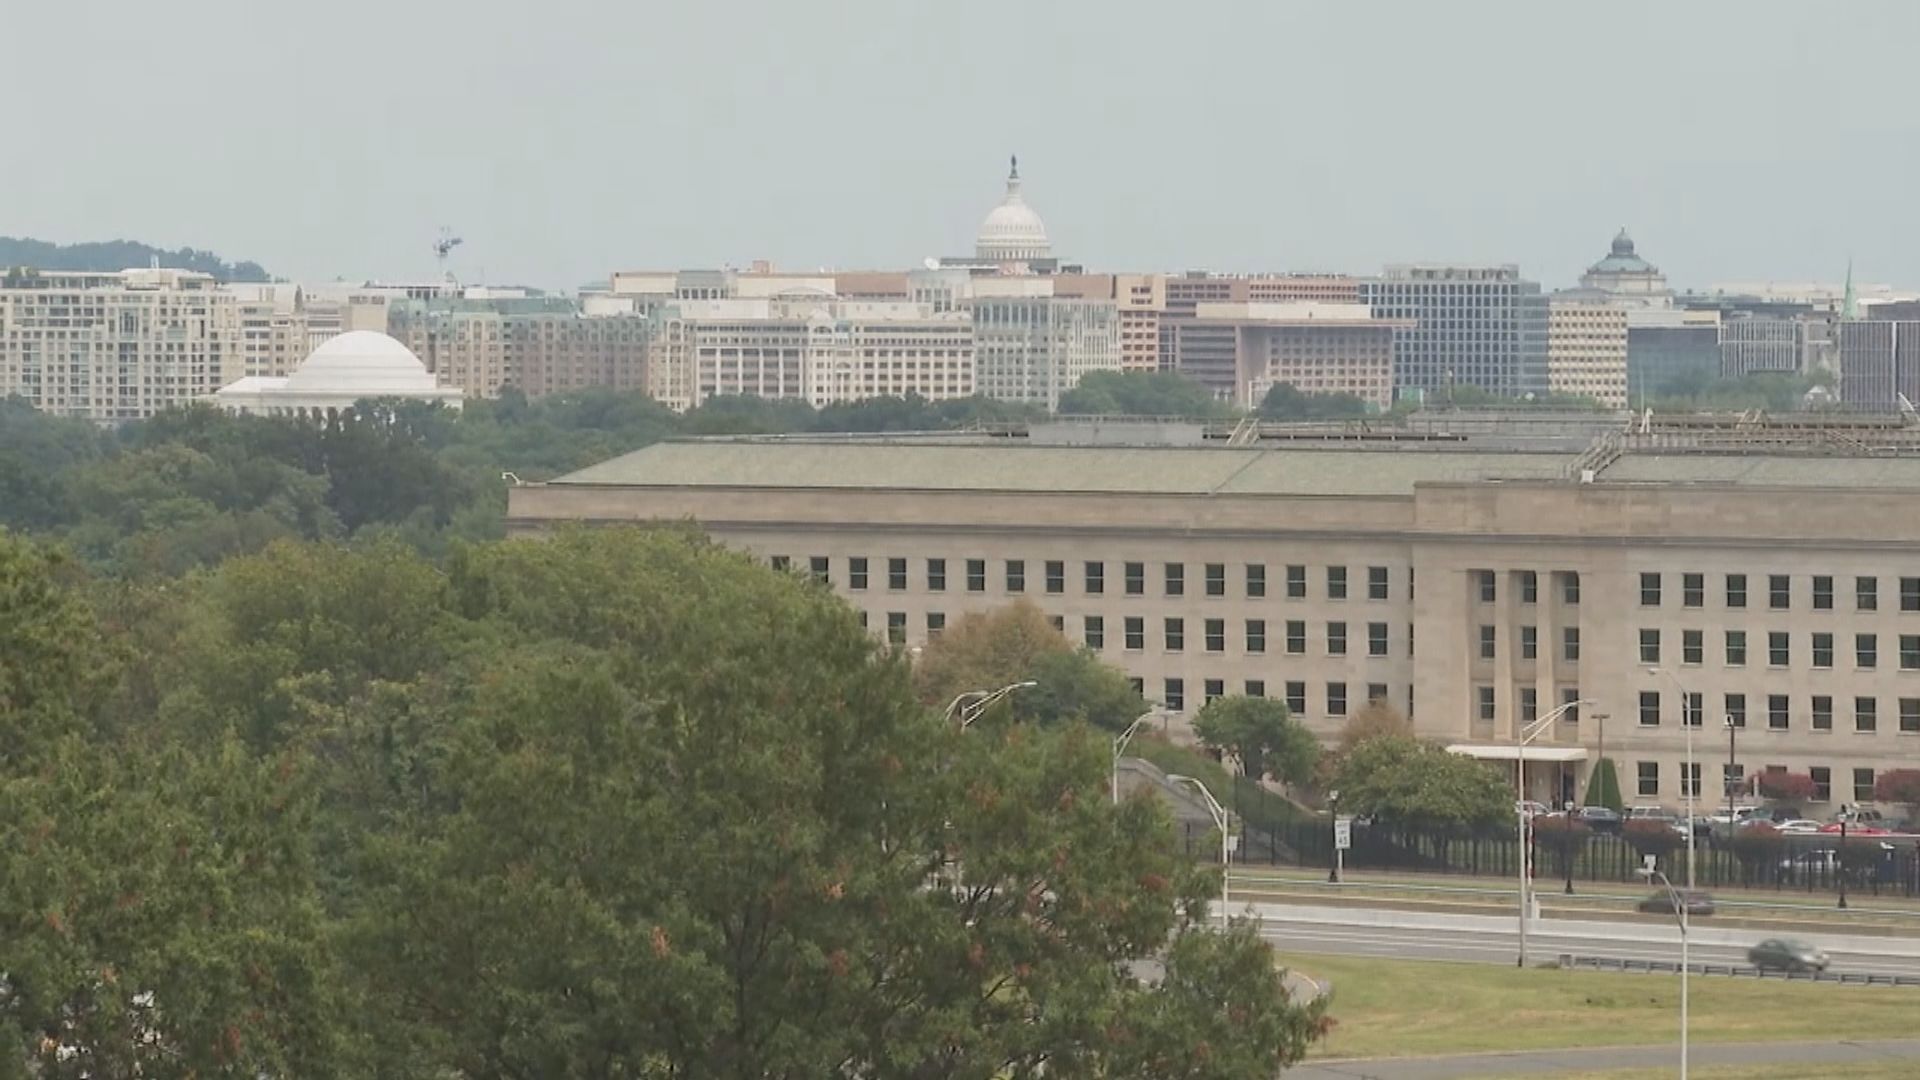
974 156 1052 263
1579 228 1672 308
212 330 465 417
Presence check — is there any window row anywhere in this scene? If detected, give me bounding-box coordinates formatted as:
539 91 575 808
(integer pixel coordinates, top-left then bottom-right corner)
770 555 1401 600
1636 761 1874 804
1633 690 1920 734
1159 677 1394 716
1635 629 1920 670
869 610 1408 659
1474 685 1586 724
1637 572 1920 613
1471 570 1580 606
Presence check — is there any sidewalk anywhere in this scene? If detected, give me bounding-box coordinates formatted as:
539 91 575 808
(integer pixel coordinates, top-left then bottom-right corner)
1285 1038 1920 1079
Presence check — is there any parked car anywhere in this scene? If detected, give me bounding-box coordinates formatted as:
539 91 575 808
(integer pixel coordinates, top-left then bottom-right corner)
1515 800 1549 819
1775 819 1824 834
1834 808 1887 826
1817 822 1893 835
1638 889 1715 917
1755 806 1804 824
1575 806 1623 833
1748 938 1830 973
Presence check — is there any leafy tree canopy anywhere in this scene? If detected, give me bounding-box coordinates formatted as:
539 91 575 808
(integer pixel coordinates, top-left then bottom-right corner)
0 236 270 282
1257 383 1373 421
1057 371 1231 418
1330 736 1511 831
912 600 1147 731
1192 695 1318 786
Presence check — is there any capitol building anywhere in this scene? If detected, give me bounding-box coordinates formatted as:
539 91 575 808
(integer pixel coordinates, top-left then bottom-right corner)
942 156 1066 274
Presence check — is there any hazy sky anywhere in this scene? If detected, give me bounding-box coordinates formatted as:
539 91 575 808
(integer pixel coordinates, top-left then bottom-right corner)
10 0 1918 291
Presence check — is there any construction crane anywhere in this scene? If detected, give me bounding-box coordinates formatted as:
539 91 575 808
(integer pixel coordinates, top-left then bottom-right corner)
433 228 464 281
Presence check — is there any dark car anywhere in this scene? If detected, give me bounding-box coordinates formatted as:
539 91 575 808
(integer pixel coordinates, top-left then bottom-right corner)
1574 806 1623 833
1637 889 1715 917
1748 938 1829 973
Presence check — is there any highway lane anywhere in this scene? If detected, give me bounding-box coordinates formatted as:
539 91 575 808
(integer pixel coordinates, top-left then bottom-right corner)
1254 920 1920 978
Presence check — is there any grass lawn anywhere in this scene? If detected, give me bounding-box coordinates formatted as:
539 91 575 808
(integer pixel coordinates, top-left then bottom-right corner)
1284 952 1920 1060
1520 1065 1918 1080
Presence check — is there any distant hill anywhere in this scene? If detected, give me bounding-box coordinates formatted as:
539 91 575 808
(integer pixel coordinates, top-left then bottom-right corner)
0 237 272 282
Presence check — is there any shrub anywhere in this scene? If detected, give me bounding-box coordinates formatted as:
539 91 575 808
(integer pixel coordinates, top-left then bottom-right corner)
1729 822 1783 867
1872 768 1920 809
1623 818 1685 865
1757 771 1816 803
1583 758 1625 813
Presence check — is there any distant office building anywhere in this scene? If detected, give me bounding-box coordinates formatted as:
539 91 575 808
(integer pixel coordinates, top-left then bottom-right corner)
0 267 242 422
1052 273 1168 373
1720 315 1817 379
1360 265 1550 399
390 295 649 399
1578 229 1672 309
1167 302 1404 408
212 331 463 417
966 278 1120 410
1546 292 1629 407
1626 309 1720 403
1834 320 1920 411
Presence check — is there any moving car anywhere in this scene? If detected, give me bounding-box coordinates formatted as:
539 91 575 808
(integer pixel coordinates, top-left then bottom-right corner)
1637 889 1715 916
1748 938 1830 973
1574 806 1623 833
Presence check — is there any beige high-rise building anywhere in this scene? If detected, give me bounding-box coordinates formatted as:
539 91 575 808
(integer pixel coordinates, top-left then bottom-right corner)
1547 292 1629 407
0 268 242 422
509 416 1920 813
966 278 1121 410
389 296 649 399
1055 273 1166 372
1168 302 1407 408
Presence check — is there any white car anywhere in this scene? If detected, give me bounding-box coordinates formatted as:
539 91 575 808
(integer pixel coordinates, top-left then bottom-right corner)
1775 819 1823 834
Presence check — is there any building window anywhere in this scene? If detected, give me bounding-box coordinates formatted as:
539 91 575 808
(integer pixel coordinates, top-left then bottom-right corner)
1204 679 1225 705
1519 625 1537 660
1769 631 1790 667
1045 560 1065 594
1810 766 1832 801
1683 572 1704 608
1640 572 1662 607
1683 691 1702 727
770 555 791 573
1477 570 1497 604
1369 622 1389 657
1638 628 1661 664
1328 621 1348 656
1246 563 1266 598
1286 681 1307 715
966 559 986 592
1205 563 1225 597
1164 617 1185 652
1369 565 1390 601
1328 566 1348 600
1125 562 1145 596
1768 694 1789 731
1769 574 1791 610
1083 615 1104 650
1004 560 1024 593
1858 633 1878 669
1164 678 1185 712
858 611 868 629
1858 575 1878 611
1286 564 1307 599
1519 570 1538 604
1479 625 1497 660
1129 677 1145 697
1246 680 1266 699
1246 619 1267 653
1812 632 1834 669
1562 571 1581 605
1639 690 1661 726
1520 687 1538 724
1725 692 1746 728
1205 618 1225 653
1726 573 1747 608
1124 617 1145 651
1723 762 1746 793
1367 683 1388 705
888 557 907 591
1682 762 1702 799
1856 697 1878 733
1286 620 1306 654
1327 682 1348 717
1477 685 1496 721
1812 695 1833 731
928 613 949 641
1904 576 1920 612
1563 626 1581 662
1855 768 1876 802
1682 629 1703 665
1902 698 1920 734
1165 562 1184 597
928 558 947 591
1085 560 1104 594
1561 687 1582 722
1725 630 1747 666
1813 575 1833 611
886 611 906 644
810 556 831 585
1637 761 1660 797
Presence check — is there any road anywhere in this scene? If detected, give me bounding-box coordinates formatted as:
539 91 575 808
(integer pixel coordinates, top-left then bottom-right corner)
1284 1038 1920 1080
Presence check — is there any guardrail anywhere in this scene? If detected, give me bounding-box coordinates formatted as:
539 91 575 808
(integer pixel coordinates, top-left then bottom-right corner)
1561 953 1920 987
1225 872 1920 920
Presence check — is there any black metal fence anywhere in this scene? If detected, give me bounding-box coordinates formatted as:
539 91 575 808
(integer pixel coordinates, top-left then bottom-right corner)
1181 820 1920 899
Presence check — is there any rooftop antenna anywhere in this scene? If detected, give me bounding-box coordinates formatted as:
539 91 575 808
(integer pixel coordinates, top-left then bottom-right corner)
433 227 464 283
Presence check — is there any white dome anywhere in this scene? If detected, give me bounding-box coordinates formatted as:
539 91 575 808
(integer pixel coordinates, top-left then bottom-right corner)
284 331 441 394
974 156 1051 261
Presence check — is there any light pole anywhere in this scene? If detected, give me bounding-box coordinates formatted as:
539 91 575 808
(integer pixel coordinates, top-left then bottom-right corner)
1838 803 1852 910
1327 789 1343 884
1638 858 1690 1080
945 681 1037 729
1724 714 1739 840
1649 667 1698 891
1169 773 1230 931
1564 799 1578 895
1514 697 1593 968
1111 711 1160 805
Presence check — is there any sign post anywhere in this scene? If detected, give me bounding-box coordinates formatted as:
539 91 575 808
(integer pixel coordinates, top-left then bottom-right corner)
1333 815 1352 884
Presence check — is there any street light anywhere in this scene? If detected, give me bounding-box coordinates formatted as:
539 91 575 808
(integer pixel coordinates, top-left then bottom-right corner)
1648 666 1698 892
1838 802 1853 910
1327 789 1343 884
945 681 1037 729
1111 710 1161 805
1168 773 1230 931
1563 799 1578 896
1515 697 1593 968
1638 857 1690 1080
1724 714 1740 841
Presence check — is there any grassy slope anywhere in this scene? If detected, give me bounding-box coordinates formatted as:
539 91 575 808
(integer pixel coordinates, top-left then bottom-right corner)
1126 735 1304 829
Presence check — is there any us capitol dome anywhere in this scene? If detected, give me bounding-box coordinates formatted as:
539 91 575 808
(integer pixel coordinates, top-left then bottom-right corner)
974 155 1052 263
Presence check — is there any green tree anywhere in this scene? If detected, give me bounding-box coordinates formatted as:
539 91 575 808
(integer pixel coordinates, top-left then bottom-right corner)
912 600 1145 730
1330 736 1510 831
1192 695 1318 786
1057 371 1230 418
1584 757 1626 813
1622 818 1685 867
1257 383 1372 421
